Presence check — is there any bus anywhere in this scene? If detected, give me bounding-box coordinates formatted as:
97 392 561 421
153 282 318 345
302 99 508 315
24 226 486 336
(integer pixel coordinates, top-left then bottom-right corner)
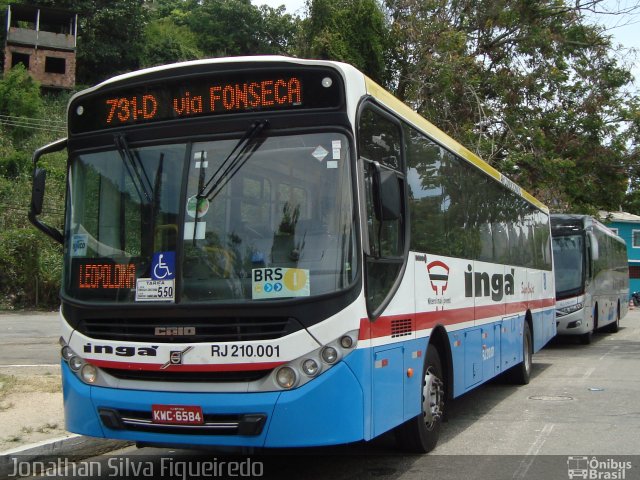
29 56 556 452
551 214 628 344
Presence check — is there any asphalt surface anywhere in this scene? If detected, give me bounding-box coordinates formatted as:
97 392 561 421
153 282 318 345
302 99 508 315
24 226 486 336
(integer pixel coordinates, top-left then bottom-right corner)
0 311 59 366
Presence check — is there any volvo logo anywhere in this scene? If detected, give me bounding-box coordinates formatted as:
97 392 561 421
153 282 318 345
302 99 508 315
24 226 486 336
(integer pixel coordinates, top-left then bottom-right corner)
154 327 196 336
161 346 193 369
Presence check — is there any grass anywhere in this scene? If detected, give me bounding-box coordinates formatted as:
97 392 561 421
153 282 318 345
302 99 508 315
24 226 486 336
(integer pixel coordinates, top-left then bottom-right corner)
36 423 59 433
0 372 61 397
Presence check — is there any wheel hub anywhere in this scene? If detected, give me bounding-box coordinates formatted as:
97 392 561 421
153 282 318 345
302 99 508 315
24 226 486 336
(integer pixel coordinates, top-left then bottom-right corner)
422 367 444 427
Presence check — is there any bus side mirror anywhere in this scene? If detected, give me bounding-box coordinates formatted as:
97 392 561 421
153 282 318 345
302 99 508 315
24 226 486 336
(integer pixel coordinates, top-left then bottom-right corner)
587 232 599 261
372 162 401 222
28 138 67 244
31 168 46 215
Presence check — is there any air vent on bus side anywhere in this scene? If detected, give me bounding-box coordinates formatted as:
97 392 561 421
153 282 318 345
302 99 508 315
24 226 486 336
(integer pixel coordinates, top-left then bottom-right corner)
391 318 413 338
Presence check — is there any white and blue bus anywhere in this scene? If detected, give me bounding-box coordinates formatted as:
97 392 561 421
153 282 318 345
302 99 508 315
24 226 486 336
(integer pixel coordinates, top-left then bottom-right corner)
29 56 556 452
551 214 628 344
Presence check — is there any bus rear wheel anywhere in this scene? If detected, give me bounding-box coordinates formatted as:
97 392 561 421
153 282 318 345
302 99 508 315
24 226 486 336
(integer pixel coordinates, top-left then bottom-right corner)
395 344 444 453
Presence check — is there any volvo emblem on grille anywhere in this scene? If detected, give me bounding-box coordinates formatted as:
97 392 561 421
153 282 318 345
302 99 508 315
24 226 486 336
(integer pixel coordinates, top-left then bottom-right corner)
161 346 193 369
155 327 196 336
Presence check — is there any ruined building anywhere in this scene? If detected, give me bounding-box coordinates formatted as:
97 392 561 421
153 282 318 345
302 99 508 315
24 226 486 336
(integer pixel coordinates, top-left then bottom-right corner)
4 4 78 89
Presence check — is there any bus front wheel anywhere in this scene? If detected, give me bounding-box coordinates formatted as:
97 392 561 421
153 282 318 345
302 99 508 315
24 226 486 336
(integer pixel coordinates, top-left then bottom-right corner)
508 323 532 385
606 303 620 333
395 344 444 453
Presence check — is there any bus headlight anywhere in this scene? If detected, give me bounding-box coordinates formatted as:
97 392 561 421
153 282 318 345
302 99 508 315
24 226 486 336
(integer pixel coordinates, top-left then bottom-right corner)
69 355 83 372
265 330 358 391
276 367 297 389
61 346 75 362
81 364 98 383
558 302 583 315
301 359 319 377
321 346 338 364
340 335 354 349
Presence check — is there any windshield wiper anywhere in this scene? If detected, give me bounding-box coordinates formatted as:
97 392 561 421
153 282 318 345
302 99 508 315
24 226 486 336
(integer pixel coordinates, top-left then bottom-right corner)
198 120 269 201
114 134 153 204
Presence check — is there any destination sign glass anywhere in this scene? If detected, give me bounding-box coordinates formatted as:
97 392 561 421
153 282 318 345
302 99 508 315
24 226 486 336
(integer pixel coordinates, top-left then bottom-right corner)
69 257 142 301
68 67 344 134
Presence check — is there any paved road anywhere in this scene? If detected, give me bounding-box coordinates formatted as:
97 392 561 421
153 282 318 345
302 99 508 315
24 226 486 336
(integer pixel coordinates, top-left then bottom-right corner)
0 310 59 366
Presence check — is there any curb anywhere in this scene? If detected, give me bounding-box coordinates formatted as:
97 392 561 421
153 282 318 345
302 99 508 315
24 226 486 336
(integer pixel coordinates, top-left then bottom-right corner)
0 435 131 479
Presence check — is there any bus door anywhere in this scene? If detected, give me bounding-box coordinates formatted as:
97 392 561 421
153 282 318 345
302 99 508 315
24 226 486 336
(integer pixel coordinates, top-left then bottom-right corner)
468 261 507 388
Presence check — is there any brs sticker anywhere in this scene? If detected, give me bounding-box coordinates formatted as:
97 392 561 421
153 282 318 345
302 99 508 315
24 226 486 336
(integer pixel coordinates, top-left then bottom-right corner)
252 267 310 300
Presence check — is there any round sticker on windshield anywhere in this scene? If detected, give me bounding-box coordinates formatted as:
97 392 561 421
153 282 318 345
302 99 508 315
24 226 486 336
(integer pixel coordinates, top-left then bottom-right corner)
186 195 209 218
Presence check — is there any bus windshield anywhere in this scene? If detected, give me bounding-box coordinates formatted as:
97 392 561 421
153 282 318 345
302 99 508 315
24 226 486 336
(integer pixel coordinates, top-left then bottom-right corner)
65 132 357 303
552 234 585 297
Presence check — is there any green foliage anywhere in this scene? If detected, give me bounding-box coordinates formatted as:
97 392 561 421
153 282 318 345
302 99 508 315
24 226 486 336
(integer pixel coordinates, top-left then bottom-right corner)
385 0 637 213
0 150 30 178
0 229 62 309
0 85 66 309
184 0 300 57
301 0 390 85
140 18 203 68
0 64 43 140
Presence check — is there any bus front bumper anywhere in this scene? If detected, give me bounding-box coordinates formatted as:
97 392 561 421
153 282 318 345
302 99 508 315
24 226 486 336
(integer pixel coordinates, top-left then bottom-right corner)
62 360 365 448
555 309 591 335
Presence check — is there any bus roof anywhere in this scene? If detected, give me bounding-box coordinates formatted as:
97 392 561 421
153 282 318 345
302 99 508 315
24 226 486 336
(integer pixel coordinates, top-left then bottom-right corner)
551 214 625 243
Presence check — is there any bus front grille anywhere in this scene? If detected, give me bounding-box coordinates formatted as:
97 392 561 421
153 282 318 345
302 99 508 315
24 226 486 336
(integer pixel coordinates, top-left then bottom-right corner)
77 316 296 343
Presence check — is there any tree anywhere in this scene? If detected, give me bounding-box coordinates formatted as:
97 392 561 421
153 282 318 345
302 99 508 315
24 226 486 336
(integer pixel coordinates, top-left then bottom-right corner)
0 64 43 140
300 0 390 85
185 0 300 57
140 18 203 68
384 0 636 213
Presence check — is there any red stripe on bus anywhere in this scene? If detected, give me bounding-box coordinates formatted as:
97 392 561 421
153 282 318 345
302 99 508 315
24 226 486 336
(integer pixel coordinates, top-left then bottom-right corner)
359 297 555 340
87 359 285 372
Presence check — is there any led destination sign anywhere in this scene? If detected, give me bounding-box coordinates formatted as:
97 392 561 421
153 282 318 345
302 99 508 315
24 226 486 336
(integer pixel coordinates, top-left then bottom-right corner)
77 262 136 290
69 258 139 301
105 78 302 125
69 68 343 134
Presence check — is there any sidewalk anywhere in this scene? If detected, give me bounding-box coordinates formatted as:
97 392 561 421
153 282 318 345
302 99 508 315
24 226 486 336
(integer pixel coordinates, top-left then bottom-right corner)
0 366 67 452
0 365 129 478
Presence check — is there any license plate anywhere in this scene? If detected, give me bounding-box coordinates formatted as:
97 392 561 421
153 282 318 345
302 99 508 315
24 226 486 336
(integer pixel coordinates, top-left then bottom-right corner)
151 405 204 425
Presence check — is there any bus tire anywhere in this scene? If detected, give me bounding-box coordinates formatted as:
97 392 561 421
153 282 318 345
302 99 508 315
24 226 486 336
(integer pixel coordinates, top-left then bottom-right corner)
606 304 620 333
582 307 597 343
509 323 532 385
395 344 444 453
580 330 592 344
